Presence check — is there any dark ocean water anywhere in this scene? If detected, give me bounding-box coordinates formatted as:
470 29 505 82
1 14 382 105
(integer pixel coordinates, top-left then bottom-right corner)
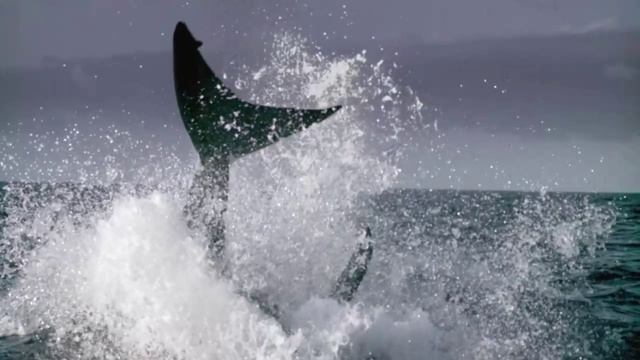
0 182 638 359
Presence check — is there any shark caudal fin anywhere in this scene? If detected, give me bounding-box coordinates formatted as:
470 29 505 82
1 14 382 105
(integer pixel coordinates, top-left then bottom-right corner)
173 21 342 163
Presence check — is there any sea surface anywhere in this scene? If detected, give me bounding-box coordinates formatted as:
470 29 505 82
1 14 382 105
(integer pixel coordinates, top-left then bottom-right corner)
1 29 638 360
0 182 638 359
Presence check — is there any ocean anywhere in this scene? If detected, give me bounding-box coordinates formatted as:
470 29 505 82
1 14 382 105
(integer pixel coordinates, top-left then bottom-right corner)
0 181 638 359
1 27 638 359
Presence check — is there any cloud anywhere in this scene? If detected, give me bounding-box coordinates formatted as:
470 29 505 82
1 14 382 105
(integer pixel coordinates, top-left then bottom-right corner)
604 62 639 80
577 17 619 34
397 127 640 192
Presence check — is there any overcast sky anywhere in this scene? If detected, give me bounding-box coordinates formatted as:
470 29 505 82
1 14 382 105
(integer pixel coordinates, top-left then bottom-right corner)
1 1 639 192
2 0 639 68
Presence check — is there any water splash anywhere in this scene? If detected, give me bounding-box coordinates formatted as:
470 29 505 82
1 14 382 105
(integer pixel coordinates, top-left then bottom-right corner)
3 192 299 359
0 32 423 359
226 32 418 311
0 31 621 359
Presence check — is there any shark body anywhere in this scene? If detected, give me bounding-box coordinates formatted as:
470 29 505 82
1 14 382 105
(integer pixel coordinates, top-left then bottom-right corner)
172 22 370 305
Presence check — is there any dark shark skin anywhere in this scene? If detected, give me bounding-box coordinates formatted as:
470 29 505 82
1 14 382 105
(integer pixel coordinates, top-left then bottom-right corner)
173 22 341 161
173 22 371 306
331 227 373 303
174 21 341 257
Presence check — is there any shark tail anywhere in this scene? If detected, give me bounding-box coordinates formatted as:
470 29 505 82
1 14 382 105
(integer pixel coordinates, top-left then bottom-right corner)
174 22 342 259
174 23 373 307
173 21 342 164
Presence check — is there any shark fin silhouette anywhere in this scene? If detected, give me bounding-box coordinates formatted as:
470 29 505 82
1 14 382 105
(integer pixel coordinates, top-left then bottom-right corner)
173 21 342 163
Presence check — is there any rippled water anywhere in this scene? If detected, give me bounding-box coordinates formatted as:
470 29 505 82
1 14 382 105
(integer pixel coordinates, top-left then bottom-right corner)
1 31 638 359
0 182 637 359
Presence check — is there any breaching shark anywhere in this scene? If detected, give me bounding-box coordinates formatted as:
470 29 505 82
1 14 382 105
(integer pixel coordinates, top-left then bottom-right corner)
172 22 372 307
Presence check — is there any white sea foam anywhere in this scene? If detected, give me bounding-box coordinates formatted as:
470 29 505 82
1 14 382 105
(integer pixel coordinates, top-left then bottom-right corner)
0 31 426 359
2 193 300 358
0 30 618 359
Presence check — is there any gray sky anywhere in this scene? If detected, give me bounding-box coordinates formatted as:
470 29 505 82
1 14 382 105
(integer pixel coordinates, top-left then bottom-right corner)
2 0 639 68
1 1 639 192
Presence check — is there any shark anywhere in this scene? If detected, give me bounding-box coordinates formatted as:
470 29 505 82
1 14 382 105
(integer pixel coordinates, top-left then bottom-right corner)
172 22 372 306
